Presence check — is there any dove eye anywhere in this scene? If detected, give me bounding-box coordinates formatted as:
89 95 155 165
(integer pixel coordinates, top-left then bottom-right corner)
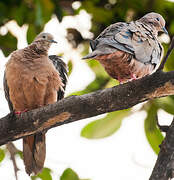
156 17 160 21
42 35 46 39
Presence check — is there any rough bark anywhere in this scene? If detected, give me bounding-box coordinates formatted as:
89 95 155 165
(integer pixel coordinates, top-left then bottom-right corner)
149 118 174 180
0 70 174 146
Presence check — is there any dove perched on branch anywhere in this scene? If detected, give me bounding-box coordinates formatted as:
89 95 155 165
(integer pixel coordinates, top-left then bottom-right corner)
4 33 68 175
83 12 168 83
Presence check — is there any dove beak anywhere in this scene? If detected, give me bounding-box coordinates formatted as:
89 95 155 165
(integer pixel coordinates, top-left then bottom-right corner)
162 27 168 34
49 39 57 43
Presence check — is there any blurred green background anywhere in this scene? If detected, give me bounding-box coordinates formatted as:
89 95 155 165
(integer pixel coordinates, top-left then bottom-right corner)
0 0 174 179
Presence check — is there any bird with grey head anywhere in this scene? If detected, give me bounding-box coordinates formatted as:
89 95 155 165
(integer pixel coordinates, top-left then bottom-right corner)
138 12 168 35
33 32 57 52
83 12 168 83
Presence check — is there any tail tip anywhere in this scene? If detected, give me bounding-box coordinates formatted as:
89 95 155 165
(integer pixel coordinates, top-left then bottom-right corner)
82 54 96 60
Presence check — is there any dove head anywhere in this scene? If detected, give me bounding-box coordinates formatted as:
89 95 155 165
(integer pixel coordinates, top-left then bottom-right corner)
139 12 168 35
33 33 57 52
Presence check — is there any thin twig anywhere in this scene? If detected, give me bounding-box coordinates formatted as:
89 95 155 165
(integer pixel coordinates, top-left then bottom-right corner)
6 142 19 180
158 36 174 71
156 114 169 133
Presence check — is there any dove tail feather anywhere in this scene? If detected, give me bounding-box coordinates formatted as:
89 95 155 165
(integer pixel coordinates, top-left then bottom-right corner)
82 51 99 60
23 133 46 175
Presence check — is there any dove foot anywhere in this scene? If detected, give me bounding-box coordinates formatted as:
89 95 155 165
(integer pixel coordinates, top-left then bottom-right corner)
15 109 28 115
130 74 137 80
117 76 125 84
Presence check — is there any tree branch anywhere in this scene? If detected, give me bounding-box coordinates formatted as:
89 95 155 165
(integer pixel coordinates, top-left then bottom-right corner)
149 117 174 180
0 70 174 146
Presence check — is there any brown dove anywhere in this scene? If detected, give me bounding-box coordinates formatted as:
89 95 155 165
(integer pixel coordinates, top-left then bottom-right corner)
3 33 68 175
83 12 167 83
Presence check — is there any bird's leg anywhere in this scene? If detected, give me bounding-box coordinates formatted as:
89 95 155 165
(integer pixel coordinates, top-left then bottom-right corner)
15 109 28 115
117 76 124 84
130 73 137 80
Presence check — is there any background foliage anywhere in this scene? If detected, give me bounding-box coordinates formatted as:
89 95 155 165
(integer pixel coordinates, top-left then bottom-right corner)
1 0 174 179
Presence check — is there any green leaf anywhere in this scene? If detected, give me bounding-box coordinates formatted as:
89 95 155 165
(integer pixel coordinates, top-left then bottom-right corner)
0 148 5 163
31 168 52 180
16 150 23 159
67 60 73 76
60 168 79 180
81 109 131 139
144 104 164 154
155 96 174 115
60 168 90 180
0 32 17 56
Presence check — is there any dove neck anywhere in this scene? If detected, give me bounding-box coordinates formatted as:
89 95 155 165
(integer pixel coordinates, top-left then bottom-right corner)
29 43 48 55
136 19 158 37
23 43 48 60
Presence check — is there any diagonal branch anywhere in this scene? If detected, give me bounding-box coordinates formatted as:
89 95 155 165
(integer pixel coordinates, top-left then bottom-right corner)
149 117 174 180
0 70 174 146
